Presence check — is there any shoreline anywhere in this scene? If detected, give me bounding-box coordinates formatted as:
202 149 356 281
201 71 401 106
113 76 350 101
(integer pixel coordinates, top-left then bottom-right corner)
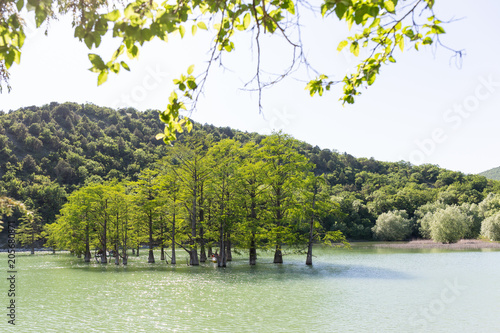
367 239 500 249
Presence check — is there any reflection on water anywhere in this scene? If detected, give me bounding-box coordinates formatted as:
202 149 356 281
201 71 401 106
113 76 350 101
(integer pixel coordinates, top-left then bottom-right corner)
1 246 499 332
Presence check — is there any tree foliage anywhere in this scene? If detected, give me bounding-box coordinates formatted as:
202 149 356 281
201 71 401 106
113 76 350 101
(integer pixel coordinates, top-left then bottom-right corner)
372 209 411 241
0 0 459 141
428 206 471 244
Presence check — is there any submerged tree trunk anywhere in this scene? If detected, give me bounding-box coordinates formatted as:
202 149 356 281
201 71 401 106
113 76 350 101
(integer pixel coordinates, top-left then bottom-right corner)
218 221 226 267
306 184 317 266
148 210 155 263
274 244 283 264
306 213 315 266
226 232 232 262
249 232 257 265
84 222 91 262
171 212 177 265
199 226 207 262
160 223 165 261
101 199 108 264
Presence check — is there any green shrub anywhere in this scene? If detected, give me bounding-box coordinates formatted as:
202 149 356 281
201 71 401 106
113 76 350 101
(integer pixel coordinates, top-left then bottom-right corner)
429 206 471 243
372 210 411 241
480 213 500 241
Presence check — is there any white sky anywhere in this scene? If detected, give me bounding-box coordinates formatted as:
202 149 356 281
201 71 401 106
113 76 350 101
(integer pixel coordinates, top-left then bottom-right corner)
1 0 499 175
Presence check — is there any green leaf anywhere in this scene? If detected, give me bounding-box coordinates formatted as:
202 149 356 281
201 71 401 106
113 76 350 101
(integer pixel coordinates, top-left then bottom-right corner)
16 0 24 12
350 41 359 57
187 64 194 75
97 70 108 86
179 25 185 38
120 61 130 71
84 34 94 49
337 40 348 52
88 54 106 70
422 37 433 45
192 24 197 36
384 0 395 13
187 80 197 90
243 13 251 30
126 45 139 59
35 6 48 28
104 9 120 22
197 21 207 30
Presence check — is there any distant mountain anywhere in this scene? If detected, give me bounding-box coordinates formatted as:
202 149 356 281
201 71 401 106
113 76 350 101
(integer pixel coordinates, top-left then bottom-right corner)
479 167 500 181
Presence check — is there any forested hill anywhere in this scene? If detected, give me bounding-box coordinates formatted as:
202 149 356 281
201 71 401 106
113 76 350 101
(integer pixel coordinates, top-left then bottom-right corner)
479 167 500 181
1 102 498 240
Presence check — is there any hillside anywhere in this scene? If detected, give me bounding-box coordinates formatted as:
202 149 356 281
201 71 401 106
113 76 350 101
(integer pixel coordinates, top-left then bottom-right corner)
479 167 500 181
1 102 499 240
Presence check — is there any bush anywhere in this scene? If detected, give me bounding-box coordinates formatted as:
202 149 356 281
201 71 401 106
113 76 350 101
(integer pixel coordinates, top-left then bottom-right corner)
429 206 471 243
415 201 447 239
481 213 500 241
372 210 411 241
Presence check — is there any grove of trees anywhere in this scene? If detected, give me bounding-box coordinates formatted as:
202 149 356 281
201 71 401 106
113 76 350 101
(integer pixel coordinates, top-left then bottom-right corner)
2 103 500 255
47 133 349 266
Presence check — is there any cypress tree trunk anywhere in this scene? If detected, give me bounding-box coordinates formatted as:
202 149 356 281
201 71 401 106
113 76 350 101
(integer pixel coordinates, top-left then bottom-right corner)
115 245 120 265
273 198 283 264
84 222 91 262
226 232 232 262
274 244 283 264
306 211 315 266
148 210 155 263
171 212 176 265
199 226 207 262
249 233 257 265
306 185 317 266
101 199 108 264
160 223 165 261
218 221 226 267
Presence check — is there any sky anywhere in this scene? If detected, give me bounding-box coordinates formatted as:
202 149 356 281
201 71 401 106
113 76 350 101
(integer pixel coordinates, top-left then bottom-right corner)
1 0 499 175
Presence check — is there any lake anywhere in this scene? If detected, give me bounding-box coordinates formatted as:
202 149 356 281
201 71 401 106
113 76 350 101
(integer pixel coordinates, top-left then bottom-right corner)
1 245 499 332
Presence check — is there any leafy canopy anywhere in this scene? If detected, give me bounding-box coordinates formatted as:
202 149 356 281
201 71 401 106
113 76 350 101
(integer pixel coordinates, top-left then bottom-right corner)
0 0 456 142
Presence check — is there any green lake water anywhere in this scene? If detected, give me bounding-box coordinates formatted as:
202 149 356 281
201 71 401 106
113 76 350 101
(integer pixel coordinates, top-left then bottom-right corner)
1 245 499 332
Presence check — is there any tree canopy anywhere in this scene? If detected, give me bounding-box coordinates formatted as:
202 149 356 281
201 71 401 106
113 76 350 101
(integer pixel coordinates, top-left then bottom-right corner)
1 0 457 141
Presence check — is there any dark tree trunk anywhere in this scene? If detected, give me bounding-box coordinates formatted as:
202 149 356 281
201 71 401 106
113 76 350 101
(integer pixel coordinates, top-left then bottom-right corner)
77 252 81 258
136 245 140 257
306 214 315 266
199 226 207 262
84 222 91 262
226 232 232 261
207 245 213 258
101 200 108 264
249 233 257 265
273 196 283 264
115 211 120 265
148 211 155 263
218 221 226 267
160 223 165 261
274 244 283 264
306 186 317 266
132 248 135 255
115 245 120 265
171 212 176 265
